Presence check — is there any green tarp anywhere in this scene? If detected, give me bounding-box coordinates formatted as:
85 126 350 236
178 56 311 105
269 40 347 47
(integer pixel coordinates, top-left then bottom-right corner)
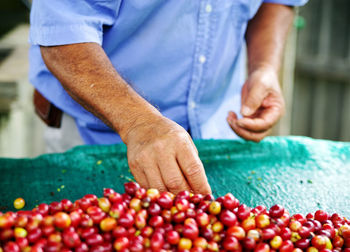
1 136 349 217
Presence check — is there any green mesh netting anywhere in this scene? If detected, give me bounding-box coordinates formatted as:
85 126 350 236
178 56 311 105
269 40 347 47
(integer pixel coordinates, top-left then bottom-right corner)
1 136 349 216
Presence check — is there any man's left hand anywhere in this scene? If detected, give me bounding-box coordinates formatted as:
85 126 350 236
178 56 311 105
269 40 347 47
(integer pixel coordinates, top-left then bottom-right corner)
227 66 285 142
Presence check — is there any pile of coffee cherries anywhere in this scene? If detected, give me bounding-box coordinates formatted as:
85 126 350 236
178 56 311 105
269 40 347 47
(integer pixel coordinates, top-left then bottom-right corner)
0 182 350 252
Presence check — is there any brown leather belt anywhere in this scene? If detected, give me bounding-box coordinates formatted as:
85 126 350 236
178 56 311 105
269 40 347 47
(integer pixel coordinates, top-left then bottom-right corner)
33 89 62 128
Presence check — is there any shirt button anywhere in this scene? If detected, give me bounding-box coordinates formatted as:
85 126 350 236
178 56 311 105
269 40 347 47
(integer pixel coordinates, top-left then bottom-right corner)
199 55 206 64
205 4 212 13
189 101 196 109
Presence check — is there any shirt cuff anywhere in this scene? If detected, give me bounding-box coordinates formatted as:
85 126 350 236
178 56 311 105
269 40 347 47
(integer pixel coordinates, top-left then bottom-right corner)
263 0 308 6
29 23 103 46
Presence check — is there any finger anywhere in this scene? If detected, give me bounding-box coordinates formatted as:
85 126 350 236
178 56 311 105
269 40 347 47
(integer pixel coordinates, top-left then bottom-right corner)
128 160 149 189
176 143 211 195
158 155 191 194
241 81 268 117
188 136 199 155
227 111 239 124
144 163 167 192
236 106 281 132
131 169 149 189
184 130 198 155
227 112 270 142
235 126 270 142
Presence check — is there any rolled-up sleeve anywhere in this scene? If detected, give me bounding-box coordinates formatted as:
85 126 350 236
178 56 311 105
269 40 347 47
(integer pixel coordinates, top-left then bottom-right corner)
29 0 120 46
263 0 308 6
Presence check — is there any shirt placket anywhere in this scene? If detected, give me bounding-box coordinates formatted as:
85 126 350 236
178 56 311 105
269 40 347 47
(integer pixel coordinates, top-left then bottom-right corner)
187 0 213 139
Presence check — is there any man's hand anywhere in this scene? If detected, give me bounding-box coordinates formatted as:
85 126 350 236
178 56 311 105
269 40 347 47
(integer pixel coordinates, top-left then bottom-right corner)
124 114 211 195
227 3 293 141
227 66 285 142
40 43 211 195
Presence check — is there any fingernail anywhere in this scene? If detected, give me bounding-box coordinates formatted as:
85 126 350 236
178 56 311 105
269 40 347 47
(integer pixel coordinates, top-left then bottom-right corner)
237 121 244 127
241 106 253 116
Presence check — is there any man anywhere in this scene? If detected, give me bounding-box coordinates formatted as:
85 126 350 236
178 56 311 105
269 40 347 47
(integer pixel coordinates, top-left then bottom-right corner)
29 0 307 195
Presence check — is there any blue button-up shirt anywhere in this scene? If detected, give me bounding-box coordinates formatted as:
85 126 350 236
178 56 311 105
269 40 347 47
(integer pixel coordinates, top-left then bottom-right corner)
29 0 307 145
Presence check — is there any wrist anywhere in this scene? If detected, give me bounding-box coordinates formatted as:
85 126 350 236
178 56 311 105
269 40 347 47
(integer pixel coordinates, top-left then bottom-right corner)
248 62 278 76
118 109 163 144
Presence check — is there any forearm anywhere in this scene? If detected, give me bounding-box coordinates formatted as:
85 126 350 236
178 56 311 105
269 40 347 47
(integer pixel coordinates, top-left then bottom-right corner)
40 42 211 194
40 43 162 143
245 3 294 74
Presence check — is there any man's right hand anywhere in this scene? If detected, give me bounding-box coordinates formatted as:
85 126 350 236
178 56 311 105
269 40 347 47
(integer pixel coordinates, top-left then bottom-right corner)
123 114 212 195
40 43 211 195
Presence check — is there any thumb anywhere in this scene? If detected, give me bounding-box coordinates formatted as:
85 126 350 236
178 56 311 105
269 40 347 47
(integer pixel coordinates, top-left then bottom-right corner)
241 82 267 117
